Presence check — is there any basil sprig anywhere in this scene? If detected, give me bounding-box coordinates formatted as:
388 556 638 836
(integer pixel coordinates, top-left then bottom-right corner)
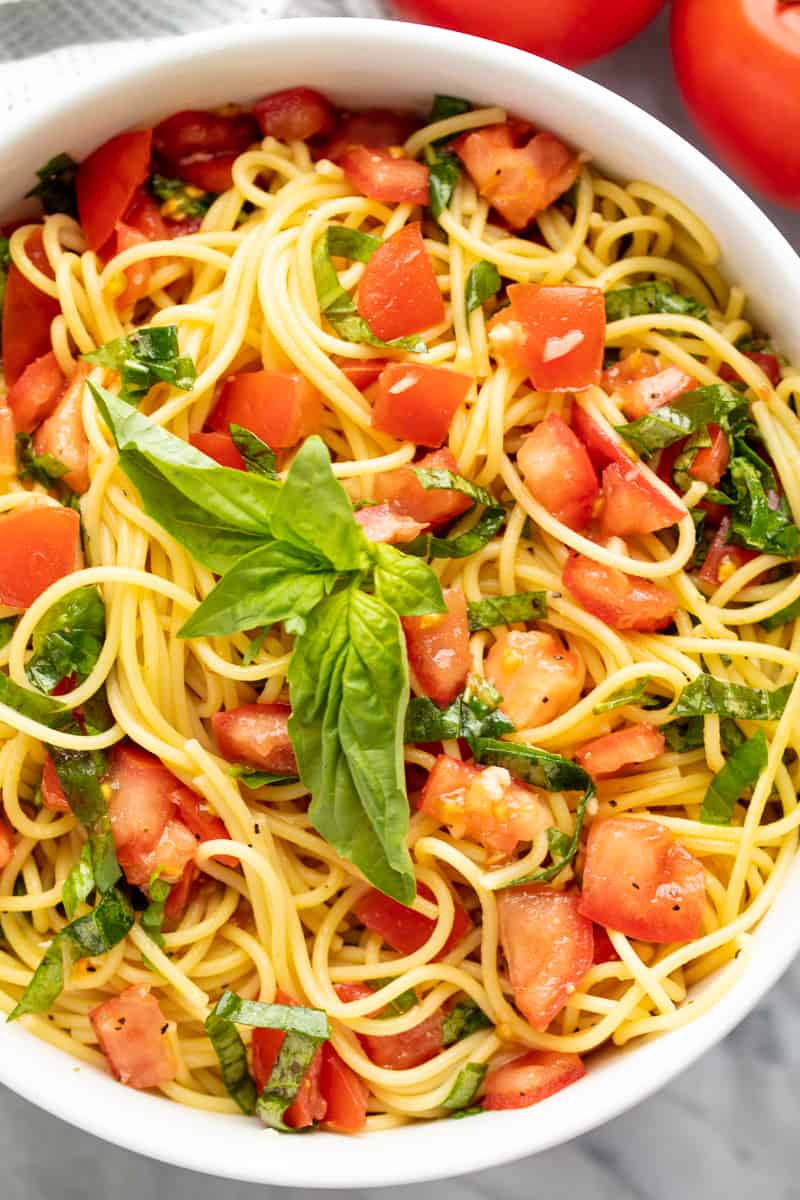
673 674 791 721
403 467 507 560
605 281 707 322
617 385 745 456
85 326 196 405
700 730 768 826
405 678 514 746
465 261 501 316
26 152 79 217
467 592 547 631
26 587 105 694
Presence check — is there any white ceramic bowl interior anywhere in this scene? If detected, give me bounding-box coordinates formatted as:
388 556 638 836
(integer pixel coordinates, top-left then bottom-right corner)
2 18 800 1189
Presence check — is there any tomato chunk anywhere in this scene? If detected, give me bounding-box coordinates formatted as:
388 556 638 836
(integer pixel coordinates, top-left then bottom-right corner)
518 413 599 530
153 108 258 163
6 351 64 434
485 630 584 730
580 818 705 943
163 862 198 920
571 404 632 471
336 359 386 391
563 553 678 632
575 724 665 779
0 506 81 610
117 816 197 889
592 925 620 964
357 223 445 342
252 990 326 1129
33 363 91 493
492 284 605 391
720 352 782 389
0 815 14 868
107 744 173 857
497 886 594 1031
333 982 444 1069
456 124 579 230
698 515 757 586
484 1050 585 1110
687 424 730 487
354 881 472 959
254 87 334 142
90 986 177 1089
211 703 298 775
41 753 70 812
341 147 429 205
403 587 470 706
188 432 246 470
354 503 426 544
171 785 237 868
372 362 471 447
419 754 549 859
600 461 685 537
1 230 60 386
373 448 473 527
320 1043 369 1134
608 359 696 420
76 130 153 252
324 110 418 162
209 370 321 449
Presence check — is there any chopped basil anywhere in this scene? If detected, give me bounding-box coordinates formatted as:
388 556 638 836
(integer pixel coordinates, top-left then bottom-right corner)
443 1062 487 1110
412 467 495 511
211 992 331 1036
593 676 662 714
205 1011 257 1115
140 875 172 947
257 1031 326 1131
326 225 383 264
26 587 105 695
673 675 791 721
403 467 507 560
424 143 461 222
0 617 16 651
728 451 800 557
230 766 299 789
700 729 768 825
662 716 705 752
760 596 800 631
430 94 472 126
84 326 196 405
16 432 69 490
0 672 70 727
405 681 514 746
368 979 418 1017
465 261 501 316
229 424 279 478
48 744 120 895
61 843 95 921
25 152 79 217
150 174 216 219
0 236 10 320
441 999 493 1047
466 592 548 631
617 385 745 456
604 281 707 322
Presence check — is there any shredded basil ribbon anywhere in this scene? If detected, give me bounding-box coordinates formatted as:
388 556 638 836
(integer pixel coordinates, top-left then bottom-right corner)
443 1062 487 1110
466 592 548 631
141 875 172 947
368 979 417 1017
616 385 745 456
84 326 196 405
229 765 299 789
441 999 493 1047
673 675 791 721
465 261 501 316
604 281 707 322
700 730 768 826
26 587 106 695
405 678 514 747
150 174 216 218
761 596 800 631
61 844 95 921
48 745 120 895
229 424 279 478
403 467 507 560
26 152 79 217
593 676 662 714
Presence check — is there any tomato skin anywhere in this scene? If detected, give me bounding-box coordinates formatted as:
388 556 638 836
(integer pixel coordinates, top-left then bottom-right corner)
253 87 334 142
571 404 632 472
456 126 578 229
209 370 321 449
575 724 665 779
612 364 697 421
484 1049 585 1110
6 351 65 434
363 1011 444 1070
212 703 298 775
373 448 472 528
163 862 198 920
720 352 782 389
320 1044 369 1134
252 991 327 1128
592 925 620 964
563 553 678 632
91 986 177 1090
0 506 81 610
497 886 594 1031
188 432 246 470
494 285 605 392
0 815 14 868
600 461 685 537
323 110 419 162
372 362 471 448
354 503 426 545
403 587 471 706
687 424 729 487
32 363 91 493
353 881 473 959
341 147 429 206
1 230 60 387
485 630 584 730
698 515 757 587
357 223 445 342
153 108 258 163
336 360 386 391
76 130 153 252
172 153 239 193
41 753 70 813
518 413 599 530
671 0 800 206
579 817 706 943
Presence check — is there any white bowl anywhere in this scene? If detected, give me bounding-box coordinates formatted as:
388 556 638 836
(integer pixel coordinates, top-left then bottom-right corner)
2 17 800 1189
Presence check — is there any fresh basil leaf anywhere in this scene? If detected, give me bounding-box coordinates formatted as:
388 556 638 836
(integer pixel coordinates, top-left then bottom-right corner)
728 454 800 556
430 94 472 126
604 281 707 322
760 596 800 631
700 729 768 825
465 261 501 316
326 225 383 264
720 718 745 756
26 152 79 217
405 685 515 746
26 587 105 694
62 843 95 921
466 592 547 631
211 991 331 1037
441 999 493 1047
0 672 70 727
662 716 705 752
85 326 196 405
424 143 461 222
8 888 134 1019
80 690 114 735
617 385 745 456
673 675 791 721
547 826 573 860
150 174 217 219
204 1011 257 1115
229 766 299 788
257 1030 327 1132
48 745 120 894
15 432 69 489
0 617 16 650
289 589 415 904
371 542 446 617
367 979 418 1017
228 424 279 478
140 875 172 947
406 506 507 560
443 1062 487 1110
593 677 662 714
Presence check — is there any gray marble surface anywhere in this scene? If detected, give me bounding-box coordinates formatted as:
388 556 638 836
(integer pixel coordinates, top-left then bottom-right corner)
2 5 800 1198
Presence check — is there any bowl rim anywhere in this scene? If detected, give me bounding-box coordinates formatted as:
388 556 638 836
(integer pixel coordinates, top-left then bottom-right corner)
2 15 800 1188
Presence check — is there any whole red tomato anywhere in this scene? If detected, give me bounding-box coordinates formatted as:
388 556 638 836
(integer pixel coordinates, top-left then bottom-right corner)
390 0 667 68
672 0 800 207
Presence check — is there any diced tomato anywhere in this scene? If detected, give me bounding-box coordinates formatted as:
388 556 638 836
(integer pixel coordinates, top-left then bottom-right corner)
0 505 81 610
252 990 327 1128
172 154 239 193
107 744 175 860
188 432 246 470
0 815 14 868
485 629 584 730
698 515 757 586
324 110 419 162
579 817 705 943
571 404 632 471
563 553 678 632
153 108 258 164
575 724 665 779
123 188 169 241
492 284 605 392
117 816 196 889
497 886 594 1031
354 502 426 544
602 351 660 393
357 223 445 342
373 448 473 527
76 130 152 252
455 124 579 230
320 1043 369 1134
209 370 321 449
336 360 386 391
171 785 237 869
600 461 685 537
720 352 782 389
517 413 599 530
163 862 197 920
110 222 152 311
591 925 620 964
41 753 69 813
419 754 549 859
6 351 64 434
403 587 470 706
254 87 334 142
608 360 696 421
362 1011 444 1070
354 881 473 958
90 985 177 1090
32 363 91 493
687 424 730 487
211 703 298 775
372 362 471 447
484 1050 585 1110
1 229 60 386
0 406 15 478
341 147 429 205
